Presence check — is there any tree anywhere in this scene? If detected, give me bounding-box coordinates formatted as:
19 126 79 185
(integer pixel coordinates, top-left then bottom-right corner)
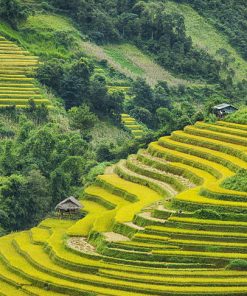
61 58 93 109
35 104 49 124
153 84 171 110
89 75 109 114
0 0 28 29
67 134 88 156
96 144 115 162
1 141 16 176
130 107 152 126
106 91 124 120
24 170 51 225
22 126 56 175
68 104 97 134
156 107 173 127
131 78 154 112
36 59 64 91
0 171 50 231
60 156 85 186
0 174 26 230
50 169 71 205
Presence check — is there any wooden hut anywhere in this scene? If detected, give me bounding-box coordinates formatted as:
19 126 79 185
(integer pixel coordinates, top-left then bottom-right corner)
212 103 238 118
55 196 82 216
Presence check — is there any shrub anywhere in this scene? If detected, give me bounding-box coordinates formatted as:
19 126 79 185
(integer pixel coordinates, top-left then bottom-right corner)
222 169 247 192
0 0 29 29
193 209 222 220
226 259 247 271
225 108 247 124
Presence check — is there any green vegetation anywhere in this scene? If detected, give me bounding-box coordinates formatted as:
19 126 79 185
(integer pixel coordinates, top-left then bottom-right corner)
165 1 247 82
103 43 189 86
227 260 247 271
222 170 247 193
46 0 222 82
104 45 144 76
174 0 247 61
0 0 28 29
1 119 247 295
225 108 247 124
0 1 246 295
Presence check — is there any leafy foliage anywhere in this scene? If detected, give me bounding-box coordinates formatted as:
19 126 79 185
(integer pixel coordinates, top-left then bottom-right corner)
222 170 247 193
226 259 247 271
45 0 221 81
0 0 28 29
175 0 247 60
225 108 247 124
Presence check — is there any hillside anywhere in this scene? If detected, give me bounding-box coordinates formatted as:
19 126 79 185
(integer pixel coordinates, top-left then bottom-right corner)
81 41 196 87
0 120 247 295
165 1 247 82
0 35 50 107
80 0 247 85
0 0 247 295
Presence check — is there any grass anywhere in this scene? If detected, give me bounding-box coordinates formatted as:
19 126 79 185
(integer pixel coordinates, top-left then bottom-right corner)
121 114 145 139
0 34 51 107
185 126 247 148
165 1 247 82
104 43 192 86
169 216 247 227
99 268 247 285
22 14 79 33
218 120 247 131
85 186 131 207
30 227 51 244
67 200 108 236
224 109 247 125
81 41 193 87
159 137 244 172
104 45 144 76
173 129 247 161
1 121 247 294
147 226 247 239
0 281 28 296
90 120 132 150
195 122 247 138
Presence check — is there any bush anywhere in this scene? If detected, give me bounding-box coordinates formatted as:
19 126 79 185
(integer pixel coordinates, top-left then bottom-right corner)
0 0 29 29
225 108 247 124
222 169 247 192
193 209 222 220
226 259 247 271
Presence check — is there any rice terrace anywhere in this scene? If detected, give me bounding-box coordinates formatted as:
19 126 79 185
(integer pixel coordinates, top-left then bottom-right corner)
0 0 247 296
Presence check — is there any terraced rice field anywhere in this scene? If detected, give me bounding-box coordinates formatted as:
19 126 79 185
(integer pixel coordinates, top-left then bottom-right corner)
121 113 145 139
0 36 50 107
1 120 247 295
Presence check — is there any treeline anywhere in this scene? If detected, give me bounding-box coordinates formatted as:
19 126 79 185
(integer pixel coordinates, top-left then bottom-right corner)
174 0 247 60
44 0 220 82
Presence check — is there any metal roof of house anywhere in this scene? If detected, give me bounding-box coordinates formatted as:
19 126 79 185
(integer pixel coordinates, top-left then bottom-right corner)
213 103 235 110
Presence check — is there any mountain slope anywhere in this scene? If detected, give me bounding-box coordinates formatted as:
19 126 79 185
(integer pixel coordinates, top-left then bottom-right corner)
165 1 247 82
0 35 50 107
81 42 192 86
1 120 247 295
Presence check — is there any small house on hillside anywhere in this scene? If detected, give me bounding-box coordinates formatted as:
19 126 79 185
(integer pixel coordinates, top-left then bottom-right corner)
55 196 82 216
212 103 238 118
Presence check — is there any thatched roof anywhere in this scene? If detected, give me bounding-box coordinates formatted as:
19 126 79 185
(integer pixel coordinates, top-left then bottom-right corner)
55 196 83 211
